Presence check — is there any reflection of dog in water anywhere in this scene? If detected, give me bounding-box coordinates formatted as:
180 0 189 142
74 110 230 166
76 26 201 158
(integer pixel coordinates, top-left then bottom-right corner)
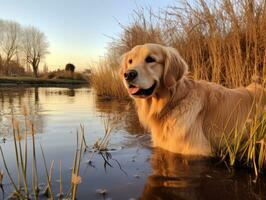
140 148 266 200
120 43 266 156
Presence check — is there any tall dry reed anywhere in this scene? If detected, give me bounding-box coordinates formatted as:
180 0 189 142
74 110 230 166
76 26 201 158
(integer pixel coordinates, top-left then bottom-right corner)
163 0 266 87
90 57 128 99
92 0 266 98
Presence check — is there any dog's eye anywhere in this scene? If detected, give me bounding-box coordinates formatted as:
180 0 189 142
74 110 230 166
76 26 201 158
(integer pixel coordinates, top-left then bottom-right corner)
129 59 132 64
145 56 155 63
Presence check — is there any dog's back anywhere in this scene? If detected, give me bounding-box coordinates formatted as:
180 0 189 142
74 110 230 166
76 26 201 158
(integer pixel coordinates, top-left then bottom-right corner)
201 81 265 146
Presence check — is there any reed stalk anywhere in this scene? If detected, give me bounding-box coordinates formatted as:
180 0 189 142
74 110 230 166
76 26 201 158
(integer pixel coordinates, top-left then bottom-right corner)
40 145 54 200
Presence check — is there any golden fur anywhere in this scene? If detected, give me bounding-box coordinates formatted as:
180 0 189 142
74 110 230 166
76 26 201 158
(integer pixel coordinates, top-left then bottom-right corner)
120 43 266 156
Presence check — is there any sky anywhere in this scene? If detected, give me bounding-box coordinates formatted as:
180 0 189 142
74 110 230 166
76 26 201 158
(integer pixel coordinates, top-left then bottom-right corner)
0 0 175 70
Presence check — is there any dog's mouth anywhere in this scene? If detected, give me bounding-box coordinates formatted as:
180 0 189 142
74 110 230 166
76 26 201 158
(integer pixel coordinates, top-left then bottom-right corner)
128 82 157 97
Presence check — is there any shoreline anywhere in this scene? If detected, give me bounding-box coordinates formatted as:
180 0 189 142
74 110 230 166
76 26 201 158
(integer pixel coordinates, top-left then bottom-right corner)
0 76 89 88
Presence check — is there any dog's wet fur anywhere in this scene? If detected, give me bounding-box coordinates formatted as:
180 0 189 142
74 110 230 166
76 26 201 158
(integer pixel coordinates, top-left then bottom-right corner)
120 43 266 156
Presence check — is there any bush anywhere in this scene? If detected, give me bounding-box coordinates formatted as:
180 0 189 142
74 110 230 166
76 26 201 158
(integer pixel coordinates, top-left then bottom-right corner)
65 63 75 73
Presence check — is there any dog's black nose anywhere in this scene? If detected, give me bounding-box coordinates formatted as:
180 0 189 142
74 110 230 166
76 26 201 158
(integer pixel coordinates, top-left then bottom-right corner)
124 70 138 81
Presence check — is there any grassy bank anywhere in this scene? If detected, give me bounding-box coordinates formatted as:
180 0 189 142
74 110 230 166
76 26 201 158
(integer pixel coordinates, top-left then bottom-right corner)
0 76 88 86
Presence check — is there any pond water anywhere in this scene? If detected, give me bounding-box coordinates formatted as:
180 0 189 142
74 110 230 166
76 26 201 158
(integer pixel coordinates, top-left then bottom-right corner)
0 86 265 200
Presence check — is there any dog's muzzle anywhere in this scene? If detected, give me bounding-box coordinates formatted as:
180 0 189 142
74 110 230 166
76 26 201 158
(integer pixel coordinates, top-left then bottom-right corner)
128 81 157 97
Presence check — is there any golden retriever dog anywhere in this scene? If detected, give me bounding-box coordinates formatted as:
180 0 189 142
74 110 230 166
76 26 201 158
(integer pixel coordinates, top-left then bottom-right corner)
119 43 266 156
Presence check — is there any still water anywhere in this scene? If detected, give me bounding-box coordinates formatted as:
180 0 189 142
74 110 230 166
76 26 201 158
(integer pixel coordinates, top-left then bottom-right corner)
0 86 265 200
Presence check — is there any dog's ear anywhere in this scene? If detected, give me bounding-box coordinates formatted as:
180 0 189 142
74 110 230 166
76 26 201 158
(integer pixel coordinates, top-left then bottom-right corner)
118 53 128 78
163 47 188 88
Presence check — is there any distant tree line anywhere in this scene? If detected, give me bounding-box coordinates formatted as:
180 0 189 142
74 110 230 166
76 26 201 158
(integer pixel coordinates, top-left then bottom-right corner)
0 19 49 77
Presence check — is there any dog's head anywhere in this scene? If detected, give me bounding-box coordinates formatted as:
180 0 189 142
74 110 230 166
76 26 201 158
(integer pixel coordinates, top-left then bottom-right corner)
119 43 188 98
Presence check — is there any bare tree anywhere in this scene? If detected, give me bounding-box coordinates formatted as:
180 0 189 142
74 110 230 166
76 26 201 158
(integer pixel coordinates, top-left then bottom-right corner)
0 20 21 64
0 19 5 64
22 26 49 78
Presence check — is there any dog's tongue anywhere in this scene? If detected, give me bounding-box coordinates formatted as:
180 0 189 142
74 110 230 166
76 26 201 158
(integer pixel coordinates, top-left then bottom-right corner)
128 87 139 94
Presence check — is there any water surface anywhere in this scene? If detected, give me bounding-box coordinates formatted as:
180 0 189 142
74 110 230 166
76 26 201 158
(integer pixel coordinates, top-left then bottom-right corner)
0 86 265 200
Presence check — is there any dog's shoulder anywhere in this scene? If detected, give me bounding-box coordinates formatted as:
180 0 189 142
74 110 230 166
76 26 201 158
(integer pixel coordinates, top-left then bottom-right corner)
196 80 241 97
